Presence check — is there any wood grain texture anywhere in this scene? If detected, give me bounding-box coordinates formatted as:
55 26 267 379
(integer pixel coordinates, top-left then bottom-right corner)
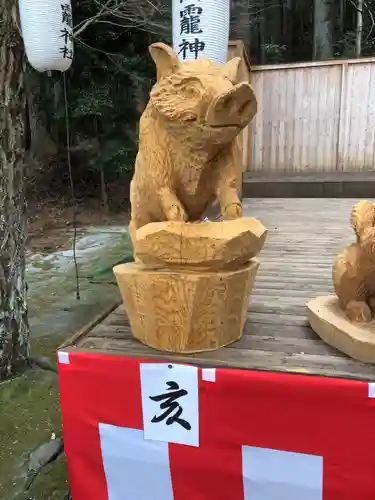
332 200 375 322
307 200 375 362
113 260 259 353
134 217 267 269
66 198 375 381
228 40 252 175
129 42 257 249
250 58 375 174
308 295 375 364
126 41 259 355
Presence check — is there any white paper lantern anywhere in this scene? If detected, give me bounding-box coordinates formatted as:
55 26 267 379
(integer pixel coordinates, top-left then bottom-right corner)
19 0 74 72
172 0 230 65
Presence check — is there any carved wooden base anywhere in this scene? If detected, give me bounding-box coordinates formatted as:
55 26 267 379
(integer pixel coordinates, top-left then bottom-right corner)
134 218 267 269
114 259 259 353
307 295 375 364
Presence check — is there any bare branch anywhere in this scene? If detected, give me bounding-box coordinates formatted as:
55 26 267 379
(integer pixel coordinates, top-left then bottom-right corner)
347 0 375 46
364 1 375 42
73 0 170 39
74 0 113 37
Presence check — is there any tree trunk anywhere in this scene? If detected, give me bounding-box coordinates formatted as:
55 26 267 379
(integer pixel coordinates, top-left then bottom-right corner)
259 0 266 64
230 0 251 53
355 0 364 58
100 166 109 214
0 0 30 379
283 0 294 62
268 0 283 57
339 0 345 39
313 0 334 60
25 68 57 159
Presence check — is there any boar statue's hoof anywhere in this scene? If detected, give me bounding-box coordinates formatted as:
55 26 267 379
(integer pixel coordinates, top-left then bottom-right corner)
223 203 242 219
345 301 372 323
167 204 188 222
307 295 375 364
114 217 267 353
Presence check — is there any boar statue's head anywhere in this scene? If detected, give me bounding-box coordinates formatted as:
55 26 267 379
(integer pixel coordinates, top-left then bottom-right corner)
148 43 257 147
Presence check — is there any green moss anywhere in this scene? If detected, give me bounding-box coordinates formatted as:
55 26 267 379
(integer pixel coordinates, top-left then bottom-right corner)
0 228 133 498
29 261 55 272
0 333 69 499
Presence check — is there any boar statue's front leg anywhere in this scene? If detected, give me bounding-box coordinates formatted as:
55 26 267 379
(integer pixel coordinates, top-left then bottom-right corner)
216 180 243 220
215 143 243 219
158 186 188 222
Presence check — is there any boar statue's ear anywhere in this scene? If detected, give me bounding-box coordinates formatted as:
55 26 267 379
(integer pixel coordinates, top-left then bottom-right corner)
149 43 180 81
223 57 241 83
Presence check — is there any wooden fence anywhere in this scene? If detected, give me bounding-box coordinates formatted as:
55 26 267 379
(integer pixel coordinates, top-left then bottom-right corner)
249 57 375 174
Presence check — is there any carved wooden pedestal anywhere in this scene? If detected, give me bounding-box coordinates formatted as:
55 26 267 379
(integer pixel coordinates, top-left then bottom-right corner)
307 295 375 364
114 218 267 353
114 260 258 353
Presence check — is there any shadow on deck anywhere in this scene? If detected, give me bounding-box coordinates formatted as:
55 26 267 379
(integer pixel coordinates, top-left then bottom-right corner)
243 171 375 198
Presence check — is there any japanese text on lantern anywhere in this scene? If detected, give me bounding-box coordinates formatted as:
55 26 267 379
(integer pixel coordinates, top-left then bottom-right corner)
178 0 205 60
60 3 73 60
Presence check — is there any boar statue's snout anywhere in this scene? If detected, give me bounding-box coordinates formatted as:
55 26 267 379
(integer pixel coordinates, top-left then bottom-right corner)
206 82 257 129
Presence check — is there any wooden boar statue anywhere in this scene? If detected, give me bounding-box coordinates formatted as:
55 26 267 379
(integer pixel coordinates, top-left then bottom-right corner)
129 42 257 246
333 200 375 322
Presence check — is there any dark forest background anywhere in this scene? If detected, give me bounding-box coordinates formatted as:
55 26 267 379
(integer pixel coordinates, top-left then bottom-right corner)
26 0 375 211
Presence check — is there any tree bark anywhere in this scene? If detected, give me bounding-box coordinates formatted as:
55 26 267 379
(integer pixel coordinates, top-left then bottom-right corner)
230 0 251 53
339 0 345 39
313 0 334 60
283 0 294 62
25 68 57 159
0 0 30 379
259 0 266 64
355 0 364 58
100 166 109 213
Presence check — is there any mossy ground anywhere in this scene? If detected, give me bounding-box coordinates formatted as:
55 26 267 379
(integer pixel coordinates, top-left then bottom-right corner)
0 227 132 499
0 335 68 500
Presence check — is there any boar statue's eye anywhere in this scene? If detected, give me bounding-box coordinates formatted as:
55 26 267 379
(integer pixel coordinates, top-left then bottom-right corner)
181 77 202 99
183 85 198 98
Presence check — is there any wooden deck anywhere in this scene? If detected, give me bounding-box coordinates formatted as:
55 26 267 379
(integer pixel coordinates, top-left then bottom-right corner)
64 198 375 382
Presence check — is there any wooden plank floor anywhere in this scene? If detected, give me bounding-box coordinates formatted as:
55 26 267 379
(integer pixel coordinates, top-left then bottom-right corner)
70 198 375 382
